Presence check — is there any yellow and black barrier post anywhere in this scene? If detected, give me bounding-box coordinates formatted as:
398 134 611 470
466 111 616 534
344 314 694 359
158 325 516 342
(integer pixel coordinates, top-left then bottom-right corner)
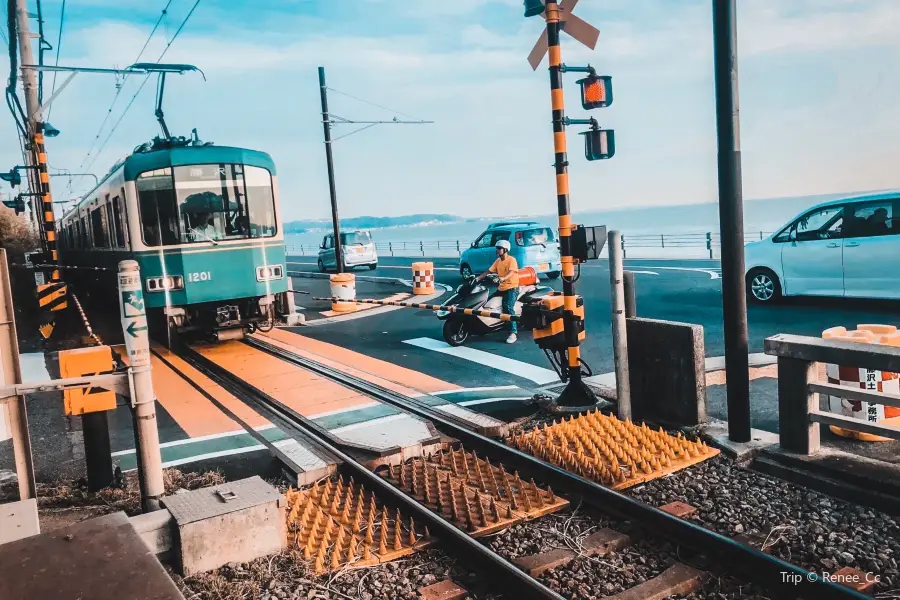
523 0 614 406
32 122 67 338
540 0 592 406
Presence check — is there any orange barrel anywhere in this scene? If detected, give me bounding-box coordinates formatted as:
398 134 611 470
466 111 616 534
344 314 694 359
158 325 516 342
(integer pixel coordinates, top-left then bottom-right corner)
329 273 357 313
822 324 900 441
516 266 537 287
412 262 435 295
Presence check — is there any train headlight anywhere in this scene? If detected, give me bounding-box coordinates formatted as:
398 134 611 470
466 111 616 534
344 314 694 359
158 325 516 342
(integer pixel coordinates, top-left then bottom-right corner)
256 265 284 282
146 275 184 292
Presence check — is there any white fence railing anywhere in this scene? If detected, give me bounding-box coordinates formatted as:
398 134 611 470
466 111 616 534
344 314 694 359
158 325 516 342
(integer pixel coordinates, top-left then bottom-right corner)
286 231 775 260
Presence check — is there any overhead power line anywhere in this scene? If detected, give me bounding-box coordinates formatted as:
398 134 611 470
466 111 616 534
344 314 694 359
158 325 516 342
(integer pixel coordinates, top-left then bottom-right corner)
82 0 202 174
76 0 175 172
325 86 425 122
46 0 66 120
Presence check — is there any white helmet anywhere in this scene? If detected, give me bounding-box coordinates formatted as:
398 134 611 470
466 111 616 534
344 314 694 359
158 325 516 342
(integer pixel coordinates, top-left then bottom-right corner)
495 239 511 251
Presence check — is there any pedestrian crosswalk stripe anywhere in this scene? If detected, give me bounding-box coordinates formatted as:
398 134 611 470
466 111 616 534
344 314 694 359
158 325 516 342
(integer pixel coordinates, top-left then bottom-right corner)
403 337 559 385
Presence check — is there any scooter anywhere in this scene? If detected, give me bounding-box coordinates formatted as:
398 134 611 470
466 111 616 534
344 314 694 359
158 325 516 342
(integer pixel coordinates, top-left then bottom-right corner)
437 268 554 346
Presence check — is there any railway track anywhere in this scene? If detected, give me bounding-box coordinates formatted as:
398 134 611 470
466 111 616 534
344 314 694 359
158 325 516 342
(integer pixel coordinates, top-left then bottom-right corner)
160 336 865 600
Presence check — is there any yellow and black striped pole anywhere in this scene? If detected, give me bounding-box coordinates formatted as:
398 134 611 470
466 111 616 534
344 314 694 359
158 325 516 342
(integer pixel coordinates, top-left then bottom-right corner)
544 0 595 406
33 122 67 334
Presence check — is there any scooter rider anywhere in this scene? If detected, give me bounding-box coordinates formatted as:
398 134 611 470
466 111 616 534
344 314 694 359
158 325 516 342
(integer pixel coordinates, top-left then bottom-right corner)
476 239 519 343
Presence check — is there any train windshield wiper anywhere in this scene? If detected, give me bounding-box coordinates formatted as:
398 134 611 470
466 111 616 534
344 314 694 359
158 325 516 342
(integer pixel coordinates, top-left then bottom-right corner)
189 228 219 246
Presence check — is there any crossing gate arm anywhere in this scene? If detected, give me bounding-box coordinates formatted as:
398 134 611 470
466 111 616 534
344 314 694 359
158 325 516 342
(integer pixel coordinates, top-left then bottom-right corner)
314 296 523 322
0 373 130 400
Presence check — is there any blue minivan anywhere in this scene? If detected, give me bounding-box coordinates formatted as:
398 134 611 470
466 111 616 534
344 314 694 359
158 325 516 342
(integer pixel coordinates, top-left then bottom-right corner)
459 221 561 279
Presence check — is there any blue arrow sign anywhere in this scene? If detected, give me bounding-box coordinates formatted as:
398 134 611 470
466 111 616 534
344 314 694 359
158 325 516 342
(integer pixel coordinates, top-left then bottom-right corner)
126 320 148 338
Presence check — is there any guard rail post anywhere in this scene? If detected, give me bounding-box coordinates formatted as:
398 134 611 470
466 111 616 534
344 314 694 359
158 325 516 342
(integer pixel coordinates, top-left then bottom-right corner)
776 356 819 454
623 270 637 319
660 233 665 248
420 241 425 256
117 260 164 512
0 249 35 500
609 230 632 420
620 234 626 259
706 232 713 259
456 240 461 255
389 242 393 256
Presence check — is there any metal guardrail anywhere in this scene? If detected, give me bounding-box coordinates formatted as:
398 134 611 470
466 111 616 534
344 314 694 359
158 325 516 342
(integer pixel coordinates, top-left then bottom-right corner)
285 231 775 259
764 334 900 453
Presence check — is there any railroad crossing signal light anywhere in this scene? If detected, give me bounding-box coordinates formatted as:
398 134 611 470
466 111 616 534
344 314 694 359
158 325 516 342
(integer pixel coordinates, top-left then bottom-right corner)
2 195 26 215
577 75 613 110
0 169 21 187
524 0 544 17
581 128 615 161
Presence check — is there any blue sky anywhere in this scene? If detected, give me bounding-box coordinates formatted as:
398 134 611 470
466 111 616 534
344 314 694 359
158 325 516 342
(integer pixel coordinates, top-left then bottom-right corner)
2 0 900 221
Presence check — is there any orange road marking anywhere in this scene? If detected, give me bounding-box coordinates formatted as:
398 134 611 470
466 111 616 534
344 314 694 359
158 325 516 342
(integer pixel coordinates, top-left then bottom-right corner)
259 328 459 395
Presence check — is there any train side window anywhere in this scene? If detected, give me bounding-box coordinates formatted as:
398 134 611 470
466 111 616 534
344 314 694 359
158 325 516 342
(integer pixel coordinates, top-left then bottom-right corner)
91 208 107 247
105 195 116 248
80 216 89 247
112 195 126 247
137 168 178 246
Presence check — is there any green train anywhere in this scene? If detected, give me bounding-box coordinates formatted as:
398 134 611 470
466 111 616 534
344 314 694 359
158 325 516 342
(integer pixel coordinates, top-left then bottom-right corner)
58 140 288 340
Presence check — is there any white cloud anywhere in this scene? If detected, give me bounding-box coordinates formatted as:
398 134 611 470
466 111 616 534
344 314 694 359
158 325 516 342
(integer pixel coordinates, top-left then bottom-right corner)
5 0 900 223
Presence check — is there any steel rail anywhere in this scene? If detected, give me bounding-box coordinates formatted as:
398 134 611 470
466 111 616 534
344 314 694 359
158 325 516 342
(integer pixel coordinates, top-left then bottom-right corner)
174 343 564 600
243 337 867 600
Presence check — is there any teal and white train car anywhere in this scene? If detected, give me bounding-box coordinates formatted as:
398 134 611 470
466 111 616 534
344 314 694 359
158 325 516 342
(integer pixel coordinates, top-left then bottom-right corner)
58 142 287 339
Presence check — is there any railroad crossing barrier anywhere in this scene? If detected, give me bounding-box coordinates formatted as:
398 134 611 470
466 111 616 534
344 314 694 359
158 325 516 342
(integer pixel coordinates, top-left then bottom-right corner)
316 296 519 322
329 272 357 312
765 333 900 454
822 324 900 442
411 261 435 295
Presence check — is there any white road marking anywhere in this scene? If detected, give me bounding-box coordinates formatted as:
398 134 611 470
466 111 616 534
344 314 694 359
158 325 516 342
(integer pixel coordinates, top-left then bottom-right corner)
432 385 521 395
458 397 534 407
146 445 269 471
626 270 659 276
629 265 721 280
111 424 277 456
403 337 559 385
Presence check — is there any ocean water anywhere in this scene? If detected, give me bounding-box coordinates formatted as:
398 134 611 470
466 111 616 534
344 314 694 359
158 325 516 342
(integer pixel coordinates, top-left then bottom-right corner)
285 191 862 259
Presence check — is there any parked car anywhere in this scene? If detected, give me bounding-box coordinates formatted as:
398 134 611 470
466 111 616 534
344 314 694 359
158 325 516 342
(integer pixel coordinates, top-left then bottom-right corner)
459 222 561 279
744 191 900 303
318 230 378 271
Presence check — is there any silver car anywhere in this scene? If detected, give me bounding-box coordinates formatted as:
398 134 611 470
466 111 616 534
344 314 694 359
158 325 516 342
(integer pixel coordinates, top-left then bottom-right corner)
317 230 378 271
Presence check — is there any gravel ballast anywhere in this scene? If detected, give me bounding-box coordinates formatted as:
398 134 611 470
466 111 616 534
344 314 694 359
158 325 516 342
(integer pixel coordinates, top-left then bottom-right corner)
488 506 768 600
629 455 900 595
174 548 497 600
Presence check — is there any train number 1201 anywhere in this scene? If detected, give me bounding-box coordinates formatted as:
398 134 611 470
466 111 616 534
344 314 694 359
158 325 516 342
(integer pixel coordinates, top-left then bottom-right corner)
188 271 212 283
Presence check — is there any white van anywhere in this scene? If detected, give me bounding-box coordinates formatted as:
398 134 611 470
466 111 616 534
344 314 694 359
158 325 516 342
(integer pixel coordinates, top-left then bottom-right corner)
317 230 378 271
744 192 899 303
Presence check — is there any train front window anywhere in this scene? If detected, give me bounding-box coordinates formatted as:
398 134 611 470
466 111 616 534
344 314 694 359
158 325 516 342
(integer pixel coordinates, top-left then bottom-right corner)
244 166 276 238
137 163 277 246
175 164 276 244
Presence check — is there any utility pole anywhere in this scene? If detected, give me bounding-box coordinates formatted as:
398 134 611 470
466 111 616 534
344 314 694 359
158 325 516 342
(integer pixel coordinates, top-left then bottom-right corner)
712 0 751 442
14 0 41 230
318 66 344 273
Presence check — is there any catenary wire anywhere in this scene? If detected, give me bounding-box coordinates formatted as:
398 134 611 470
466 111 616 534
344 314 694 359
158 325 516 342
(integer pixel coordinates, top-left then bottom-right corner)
82 0 201 175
